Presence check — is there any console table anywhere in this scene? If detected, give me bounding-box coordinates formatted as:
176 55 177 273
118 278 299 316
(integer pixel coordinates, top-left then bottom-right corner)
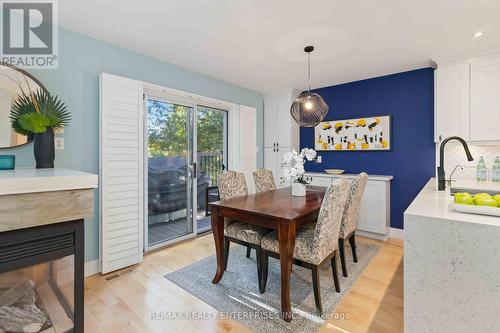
304 172 393 240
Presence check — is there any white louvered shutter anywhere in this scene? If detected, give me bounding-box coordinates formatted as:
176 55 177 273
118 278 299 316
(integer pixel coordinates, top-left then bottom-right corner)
99 73 144 273
239 105 258 193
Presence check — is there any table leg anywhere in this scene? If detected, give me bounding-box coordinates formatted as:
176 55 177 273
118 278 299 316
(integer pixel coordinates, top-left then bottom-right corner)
211 206 225 284
278 220 296 322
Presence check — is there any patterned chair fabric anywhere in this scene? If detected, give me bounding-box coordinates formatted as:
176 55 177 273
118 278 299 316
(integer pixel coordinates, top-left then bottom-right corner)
253 168 276 193
338 173 368 239
261 178 350 265
218 171 269 245
218 171 248 201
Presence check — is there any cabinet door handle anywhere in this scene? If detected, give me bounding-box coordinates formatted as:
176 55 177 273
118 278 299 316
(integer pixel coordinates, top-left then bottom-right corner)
276 142 279 147
273 142 276 147
439 134 442 141
277 148 279 152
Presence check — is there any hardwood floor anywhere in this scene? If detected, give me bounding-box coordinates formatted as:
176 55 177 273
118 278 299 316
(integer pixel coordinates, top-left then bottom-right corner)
84 235 403 333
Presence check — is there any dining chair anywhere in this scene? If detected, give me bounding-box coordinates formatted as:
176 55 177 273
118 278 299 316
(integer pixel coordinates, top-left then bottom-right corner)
253 168 276 193
218 171 270 289
260 178 350 314
249 168 276 257
338 173 368 277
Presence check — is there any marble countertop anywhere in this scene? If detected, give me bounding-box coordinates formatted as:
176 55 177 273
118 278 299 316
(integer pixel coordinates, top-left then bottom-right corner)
304 171 393 181
0 168 98 195
404 178 500 227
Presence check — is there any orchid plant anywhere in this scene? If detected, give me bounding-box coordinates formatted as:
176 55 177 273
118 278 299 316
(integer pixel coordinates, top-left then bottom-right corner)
280 148 317 185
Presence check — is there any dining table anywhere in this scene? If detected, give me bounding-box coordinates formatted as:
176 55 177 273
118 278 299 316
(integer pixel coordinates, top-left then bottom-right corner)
209 185 327 322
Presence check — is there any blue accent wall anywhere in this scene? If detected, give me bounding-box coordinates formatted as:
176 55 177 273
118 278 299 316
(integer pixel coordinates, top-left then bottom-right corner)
1 28 264 262
300 68 435 229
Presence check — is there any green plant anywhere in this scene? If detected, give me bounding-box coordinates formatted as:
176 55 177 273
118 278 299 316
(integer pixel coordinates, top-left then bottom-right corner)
10 89 70 135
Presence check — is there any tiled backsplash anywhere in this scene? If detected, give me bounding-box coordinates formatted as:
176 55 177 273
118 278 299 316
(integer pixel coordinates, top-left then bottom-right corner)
443 144 500 180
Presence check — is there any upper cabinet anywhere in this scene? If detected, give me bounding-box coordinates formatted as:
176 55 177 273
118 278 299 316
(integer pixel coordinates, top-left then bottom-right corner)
264 92 300 187
470 55 500 141
435 52 500 143
264 99 277 148
435 61 470 142
264 94 299 149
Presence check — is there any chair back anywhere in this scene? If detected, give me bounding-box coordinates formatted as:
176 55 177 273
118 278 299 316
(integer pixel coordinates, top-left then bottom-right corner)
339 172 368 239
313 178 350 256
253 168 276 192
218 171 248 200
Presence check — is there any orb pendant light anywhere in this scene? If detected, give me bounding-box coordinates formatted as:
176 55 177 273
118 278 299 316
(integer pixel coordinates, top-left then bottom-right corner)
290 46 329 127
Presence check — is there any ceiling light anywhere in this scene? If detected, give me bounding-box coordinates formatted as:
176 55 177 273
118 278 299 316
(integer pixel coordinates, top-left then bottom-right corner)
474 31 483 38
290 46 329 127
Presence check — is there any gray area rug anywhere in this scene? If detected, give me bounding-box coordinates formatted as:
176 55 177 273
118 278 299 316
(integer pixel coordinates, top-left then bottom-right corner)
166 241 380 333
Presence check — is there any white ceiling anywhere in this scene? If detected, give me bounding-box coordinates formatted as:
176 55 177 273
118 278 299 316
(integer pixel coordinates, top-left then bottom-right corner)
59 0 500 95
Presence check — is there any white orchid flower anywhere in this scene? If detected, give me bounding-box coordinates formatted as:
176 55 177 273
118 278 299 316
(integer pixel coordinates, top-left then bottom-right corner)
280 147 317 184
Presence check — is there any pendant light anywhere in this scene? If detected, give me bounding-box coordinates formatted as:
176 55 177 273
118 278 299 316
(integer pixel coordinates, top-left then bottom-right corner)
290 46 329 127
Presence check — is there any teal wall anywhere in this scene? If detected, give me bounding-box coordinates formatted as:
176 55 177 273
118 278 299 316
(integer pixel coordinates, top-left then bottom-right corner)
2 28 264 263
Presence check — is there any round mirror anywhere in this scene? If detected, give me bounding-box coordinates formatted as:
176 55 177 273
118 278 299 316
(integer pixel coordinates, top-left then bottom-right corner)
0 63 47 149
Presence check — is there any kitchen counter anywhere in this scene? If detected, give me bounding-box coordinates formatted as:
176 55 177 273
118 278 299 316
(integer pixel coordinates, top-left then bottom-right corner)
405 178 500 227
404 178 500 333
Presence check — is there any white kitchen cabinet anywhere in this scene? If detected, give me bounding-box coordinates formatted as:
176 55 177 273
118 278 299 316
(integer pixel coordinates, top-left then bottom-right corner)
470 54 500 141
264 147 276 174
264 146 290 188
264 94 299 149
434 51 500 143
435 62 470 142
276 97 293 147
264 92 299 188
264 99 276 148
304 172 392 240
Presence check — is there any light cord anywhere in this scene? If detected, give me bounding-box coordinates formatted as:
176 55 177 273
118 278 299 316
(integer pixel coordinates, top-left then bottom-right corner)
307 52 311 93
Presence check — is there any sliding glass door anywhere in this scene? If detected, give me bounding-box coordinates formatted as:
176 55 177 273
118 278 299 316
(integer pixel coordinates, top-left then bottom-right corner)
196 106 228 233
145 98 228 249
146 98 194 249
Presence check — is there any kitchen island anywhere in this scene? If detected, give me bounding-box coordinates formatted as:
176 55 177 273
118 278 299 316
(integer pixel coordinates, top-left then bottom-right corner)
404 178 500 333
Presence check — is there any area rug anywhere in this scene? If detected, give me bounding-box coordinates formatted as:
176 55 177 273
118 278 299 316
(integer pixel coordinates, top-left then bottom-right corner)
166 241 380 333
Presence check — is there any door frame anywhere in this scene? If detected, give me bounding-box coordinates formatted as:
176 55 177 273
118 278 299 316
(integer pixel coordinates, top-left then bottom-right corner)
143 93 198 252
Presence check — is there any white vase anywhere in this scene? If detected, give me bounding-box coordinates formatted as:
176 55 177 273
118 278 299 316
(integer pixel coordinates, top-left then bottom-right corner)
291 182 306 197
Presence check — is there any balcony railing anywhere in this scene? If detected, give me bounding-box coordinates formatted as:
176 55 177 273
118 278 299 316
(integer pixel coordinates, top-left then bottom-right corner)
198 151 224 186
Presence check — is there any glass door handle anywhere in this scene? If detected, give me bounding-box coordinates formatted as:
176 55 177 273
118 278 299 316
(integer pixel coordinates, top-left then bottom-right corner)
193 163 197 178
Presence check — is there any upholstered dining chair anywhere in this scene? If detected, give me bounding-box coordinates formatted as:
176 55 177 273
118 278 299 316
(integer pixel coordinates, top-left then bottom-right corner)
338 173 368 277
260 178 350 314
253 168 276 193
218 171 270 289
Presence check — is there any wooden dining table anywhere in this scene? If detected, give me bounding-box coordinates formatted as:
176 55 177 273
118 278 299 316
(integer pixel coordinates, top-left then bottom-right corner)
209 186 327 322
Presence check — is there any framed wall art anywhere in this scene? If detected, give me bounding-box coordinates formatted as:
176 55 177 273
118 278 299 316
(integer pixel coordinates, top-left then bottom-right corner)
314 115 391 151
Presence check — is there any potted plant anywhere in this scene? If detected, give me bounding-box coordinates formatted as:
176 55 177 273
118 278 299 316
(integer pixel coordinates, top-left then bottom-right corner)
10 89 70 168
280 148 317 196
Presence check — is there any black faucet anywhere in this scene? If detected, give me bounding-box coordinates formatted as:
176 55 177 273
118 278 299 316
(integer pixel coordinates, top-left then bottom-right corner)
437 136 474 191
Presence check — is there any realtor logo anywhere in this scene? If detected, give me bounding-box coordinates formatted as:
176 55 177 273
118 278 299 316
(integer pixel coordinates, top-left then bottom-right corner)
1 0 58 68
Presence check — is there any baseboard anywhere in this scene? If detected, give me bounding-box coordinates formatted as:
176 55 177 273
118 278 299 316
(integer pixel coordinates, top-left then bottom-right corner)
389 227 404 240
356 230 388 241
85 259 100 277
